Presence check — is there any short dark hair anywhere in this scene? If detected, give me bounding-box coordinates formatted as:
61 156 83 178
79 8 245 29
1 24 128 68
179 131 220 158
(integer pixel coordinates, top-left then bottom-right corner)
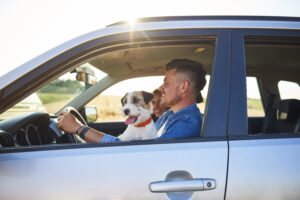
165 59 207 97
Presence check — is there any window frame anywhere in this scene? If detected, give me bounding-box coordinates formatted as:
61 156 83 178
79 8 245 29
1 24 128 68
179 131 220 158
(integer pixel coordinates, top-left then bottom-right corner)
1 28 231 153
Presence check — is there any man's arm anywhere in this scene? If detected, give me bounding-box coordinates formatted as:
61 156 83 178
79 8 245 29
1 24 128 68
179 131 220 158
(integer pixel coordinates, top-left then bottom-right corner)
58 111 105 142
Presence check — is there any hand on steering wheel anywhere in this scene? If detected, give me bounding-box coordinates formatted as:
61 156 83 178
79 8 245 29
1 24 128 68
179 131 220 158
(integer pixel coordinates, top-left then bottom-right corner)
58 107 87 143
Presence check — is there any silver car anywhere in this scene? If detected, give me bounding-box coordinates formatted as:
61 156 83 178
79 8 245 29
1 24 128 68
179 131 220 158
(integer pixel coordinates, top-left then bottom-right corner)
0 16 300 200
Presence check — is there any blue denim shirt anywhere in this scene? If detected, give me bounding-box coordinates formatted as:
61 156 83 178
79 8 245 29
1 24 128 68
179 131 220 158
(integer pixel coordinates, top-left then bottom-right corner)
101 103 203 142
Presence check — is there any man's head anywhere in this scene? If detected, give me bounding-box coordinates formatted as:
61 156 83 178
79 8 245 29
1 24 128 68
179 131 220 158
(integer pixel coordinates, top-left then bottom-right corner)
159 59 206 112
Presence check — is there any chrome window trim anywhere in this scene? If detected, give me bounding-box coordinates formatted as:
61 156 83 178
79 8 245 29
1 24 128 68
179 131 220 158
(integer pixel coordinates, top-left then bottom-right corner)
0 136 227 153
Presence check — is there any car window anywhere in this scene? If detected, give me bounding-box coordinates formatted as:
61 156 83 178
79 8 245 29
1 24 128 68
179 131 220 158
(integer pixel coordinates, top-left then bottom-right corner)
245 35 300 135
0 35 218 150
0 64 105 120
37 73 85 114
0 72 84 120
247 77 264 117
278 81 300 100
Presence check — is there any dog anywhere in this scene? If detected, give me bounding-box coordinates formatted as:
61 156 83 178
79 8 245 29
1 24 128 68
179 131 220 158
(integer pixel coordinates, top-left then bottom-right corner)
118 91 158 141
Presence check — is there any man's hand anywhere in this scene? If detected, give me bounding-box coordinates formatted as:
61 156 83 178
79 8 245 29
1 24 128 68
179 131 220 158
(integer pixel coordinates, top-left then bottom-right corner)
57 111 82 134
58 111 106 143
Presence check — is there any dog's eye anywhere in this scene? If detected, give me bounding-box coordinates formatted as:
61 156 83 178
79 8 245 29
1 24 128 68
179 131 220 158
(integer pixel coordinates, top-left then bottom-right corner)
133 97 140 103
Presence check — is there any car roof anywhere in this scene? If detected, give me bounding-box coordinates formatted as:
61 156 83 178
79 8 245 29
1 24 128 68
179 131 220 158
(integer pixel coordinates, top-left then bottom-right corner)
107 15 300 27
1 15 300 90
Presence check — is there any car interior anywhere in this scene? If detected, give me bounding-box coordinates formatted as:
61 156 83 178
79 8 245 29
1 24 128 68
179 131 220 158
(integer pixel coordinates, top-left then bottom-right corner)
78 40 215 137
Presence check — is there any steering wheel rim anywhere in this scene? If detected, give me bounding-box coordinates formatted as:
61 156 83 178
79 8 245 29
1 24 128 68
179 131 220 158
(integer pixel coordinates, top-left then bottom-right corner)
64 106 88 126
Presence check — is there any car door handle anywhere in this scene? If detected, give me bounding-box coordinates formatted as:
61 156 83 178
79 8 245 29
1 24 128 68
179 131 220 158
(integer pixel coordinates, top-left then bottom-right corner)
149 178 216 193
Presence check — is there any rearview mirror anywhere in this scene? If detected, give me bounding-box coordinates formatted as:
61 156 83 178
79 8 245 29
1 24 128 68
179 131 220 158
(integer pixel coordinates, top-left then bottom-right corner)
76 72 97 86
74 66 97 86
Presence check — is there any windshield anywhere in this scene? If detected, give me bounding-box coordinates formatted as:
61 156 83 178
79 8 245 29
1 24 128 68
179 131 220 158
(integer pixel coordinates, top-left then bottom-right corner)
0 63 105 120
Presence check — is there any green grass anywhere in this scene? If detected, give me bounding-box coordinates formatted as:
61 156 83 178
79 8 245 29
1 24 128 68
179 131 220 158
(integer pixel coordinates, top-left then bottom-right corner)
247 98 263 110
38 93 75 104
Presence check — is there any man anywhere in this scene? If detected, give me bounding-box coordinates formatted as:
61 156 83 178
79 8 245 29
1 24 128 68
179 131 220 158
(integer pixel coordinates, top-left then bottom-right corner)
154 59 206 138
58 59 206 142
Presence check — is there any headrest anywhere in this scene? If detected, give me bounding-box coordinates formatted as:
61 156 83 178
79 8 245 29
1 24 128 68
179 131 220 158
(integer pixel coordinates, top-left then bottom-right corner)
277 99 300 122
196 92 203 103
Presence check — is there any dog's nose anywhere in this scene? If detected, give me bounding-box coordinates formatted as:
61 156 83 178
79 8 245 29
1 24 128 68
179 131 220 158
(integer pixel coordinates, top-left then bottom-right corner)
124 109 130 115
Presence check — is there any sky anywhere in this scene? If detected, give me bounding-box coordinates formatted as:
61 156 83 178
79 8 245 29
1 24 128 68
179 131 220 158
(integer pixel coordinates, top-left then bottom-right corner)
0 0 300 97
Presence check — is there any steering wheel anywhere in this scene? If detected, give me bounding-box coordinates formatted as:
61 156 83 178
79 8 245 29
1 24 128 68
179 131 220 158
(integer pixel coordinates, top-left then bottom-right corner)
61 106 87 143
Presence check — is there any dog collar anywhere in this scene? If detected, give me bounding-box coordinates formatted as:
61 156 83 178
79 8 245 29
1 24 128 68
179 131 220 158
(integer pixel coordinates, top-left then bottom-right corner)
135 116 152 127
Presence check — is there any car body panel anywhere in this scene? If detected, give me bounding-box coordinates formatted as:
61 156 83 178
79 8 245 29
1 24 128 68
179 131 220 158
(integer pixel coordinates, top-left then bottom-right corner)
227 137 300 200
0 140 228 199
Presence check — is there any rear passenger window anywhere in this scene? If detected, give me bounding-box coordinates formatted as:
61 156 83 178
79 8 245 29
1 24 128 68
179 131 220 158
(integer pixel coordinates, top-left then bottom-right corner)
245 36 300 134
247 77 264 117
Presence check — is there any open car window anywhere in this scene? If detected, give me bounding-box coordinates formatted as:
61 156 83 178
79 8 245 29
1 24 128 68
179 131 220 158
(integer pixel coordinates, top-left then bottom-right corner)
0 34 219 149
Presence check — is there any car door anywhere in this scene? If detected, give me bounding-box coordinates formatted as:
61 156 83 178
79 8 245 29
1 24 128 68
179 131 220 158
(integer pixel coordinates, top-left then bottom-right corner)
226 30 300 199
0 28 231 200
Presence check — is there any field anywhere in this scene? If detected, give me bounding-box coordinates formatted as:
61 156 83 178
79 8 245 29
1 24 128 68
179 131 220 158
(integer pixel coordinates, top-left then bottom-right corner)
248 98 264 116
39 93 264 122
86 95 124 121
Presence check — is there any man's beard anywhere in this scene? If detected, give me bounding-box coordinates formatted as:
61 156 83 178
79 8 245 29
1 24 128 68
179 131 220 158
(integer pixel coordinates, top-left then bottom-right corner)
163 90 181 108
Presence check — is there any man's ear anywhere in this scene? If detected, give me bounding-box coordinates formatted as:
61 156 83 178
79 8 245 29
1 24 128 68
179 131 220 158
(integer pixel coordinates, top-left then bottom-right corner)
121 93 128 106
181 80 190 93
142 91 154 105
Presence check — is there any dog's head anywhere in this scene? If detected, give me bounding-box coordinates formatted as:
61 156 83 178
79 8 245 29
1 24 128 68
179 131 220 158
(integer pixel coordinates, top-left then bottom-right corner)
121 91 154 126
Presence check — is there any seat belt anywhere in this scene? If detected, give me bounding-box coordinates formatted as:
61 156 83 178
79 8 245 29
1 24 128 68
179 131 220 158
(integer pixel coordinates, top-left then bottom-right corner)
262 94 278 133
294 117 300 133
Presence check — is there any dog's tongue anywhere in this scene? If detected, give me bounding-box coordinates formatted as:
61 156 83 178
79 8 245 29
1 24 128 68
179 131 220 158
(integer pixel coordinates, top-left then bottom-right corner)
125 116 137 125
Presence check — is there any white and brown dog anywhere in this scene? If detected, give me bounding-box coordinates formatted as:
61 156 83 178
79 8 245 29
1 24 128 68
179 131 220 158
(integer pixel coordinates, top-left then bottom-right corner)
118 91 158 141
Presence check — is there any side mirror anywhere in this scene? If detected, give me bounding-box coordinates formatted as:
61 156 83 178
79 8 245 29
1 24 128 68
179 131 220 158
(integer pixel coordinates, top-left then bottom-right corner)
83 106 97 122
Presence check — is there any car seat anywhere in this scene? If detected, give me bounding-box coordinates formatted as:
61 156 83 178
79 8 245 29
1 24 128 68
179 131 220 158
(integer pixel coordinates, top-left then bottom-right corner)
276 99 300 133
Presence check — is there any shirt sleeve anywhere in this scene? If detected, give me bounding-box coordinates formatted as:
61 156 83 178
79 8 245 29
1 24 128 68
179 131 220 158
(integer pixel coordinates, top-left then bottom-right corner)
101 134 121 142
159 116 202 139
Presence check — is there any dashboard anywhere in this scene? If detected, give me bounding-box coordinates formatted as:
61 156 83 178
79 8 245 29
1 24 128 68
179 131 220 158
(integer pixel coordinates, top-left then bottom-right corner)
0 112 62 147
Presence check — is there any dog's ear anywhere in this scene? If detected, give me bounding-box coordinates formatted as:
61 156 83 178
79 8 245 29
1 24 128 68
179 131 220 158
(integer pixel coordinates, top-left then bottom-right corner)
142 91 154 105
121 93 128 106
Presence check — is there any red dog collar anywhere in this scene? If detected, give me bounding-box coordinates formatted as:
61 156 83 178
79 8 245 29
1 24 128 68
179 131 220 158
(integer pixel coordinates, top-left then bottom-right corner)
135 116 152 127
